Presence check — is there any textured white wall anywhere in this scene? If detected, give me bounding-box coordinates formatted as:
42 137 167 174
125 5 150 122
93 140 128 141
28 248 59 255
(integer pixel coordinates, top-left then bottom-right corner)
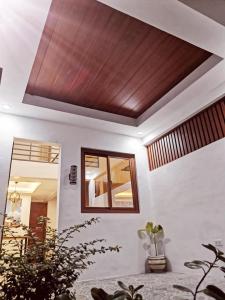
20 194 31 226
148 138 225 272
1 112 222 278
0 113 152 280
47 199 57 229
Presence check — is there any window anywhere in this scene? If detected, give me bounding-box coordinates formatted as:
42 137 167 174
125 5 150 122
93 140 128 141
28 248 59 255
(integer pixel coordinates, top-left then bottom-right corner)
81 148 139 213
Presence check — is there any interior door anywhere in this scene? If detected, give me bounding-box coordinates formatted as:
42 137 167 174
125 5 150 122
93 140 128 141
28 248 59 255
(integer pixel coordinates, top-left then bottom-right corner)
29 202 47 242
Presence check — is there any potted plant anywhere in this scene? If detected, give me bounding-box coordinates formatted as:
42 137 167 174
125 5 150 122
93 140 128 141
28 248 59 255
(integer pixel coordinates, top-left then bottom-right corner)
138 222 166 272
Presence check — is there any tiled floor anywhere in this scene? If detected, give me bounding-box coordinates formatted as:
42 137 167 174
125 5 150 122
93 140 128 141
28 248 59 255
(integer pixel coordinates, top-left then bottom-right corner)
75 272 225 299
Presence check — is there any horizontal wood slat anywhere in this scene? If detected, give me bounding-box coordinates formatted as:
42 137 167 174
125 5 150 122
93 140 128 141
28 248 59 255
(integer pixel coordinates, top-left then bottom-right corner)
0 68 2 84
147 98 225 170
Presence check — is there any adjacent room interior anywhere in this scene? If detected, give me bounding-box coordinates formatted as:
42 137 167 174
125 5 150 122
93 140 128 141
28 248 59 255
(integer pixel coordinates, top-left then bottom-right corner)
2 138 60 254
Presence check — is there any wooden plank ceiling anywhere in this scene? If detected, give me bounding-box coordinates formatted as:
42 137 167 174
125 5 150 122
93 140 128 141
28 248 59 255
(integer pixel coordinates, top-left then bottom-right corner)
26 0 211 118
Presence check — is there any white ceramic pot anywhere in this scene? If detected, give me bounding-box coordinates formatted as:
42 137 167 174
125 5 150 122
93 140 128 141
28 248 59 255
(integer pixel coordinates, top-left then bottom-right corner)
147 255 167 273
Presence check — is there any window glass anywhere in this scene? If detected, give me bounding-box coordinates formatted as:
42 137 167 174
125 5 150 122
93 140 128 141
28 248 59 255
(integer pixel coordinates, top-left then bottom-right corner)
109 157 134 208
84 155 109 207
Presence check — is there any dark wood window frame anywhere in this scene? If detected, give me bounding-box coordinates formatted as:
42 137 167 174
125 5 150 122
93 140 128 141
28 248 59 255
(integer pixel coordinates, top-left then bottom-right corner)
81 148 140 213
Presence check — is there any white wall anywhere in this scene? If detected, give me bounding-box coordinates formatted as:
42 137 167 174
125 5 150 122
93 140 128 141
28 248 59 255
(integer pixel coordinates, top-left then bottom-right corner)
20 194 31 226
47 199 57 229
1 112 224 278
148 138 225 272
0 113 152 280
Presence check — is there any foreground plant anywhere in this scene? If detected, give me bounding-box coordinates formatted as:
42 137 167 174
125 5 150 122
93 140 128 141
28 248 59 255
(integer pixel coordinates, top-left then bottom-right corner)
173 244 225 300
0 217 120 300
91 281 144 300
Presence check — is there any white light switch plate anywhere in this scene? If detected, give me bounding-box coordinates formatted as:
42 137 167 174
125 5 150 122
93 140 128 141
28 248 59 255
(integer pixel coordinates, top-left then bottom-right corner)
214 239 223 247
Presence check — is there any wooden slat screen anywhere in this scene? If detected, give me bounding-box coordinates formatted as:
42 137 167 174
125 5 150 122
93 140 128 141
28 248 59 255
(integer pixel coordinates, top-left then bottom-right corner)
147 98 225 170
0 68 2 84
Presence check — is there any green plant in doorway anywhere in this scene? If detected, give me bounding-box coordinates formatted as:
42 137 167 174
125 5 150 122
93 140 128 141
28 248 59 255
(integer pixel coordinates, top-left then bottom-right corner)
0 216 120 300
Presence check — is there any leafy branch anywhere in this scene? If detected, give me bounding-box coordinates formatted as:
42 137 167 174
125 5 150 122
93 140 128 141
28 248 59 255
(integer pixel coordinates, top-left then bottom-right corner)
91 281 144 300
173 244 225 300
0 216 120 300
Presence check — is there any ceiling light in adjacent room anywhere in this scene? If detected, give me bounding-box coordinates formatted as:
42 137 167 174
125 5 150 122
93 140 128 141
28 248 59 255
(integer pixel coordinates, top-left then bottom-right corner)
9 181 21 205
8 181 41 194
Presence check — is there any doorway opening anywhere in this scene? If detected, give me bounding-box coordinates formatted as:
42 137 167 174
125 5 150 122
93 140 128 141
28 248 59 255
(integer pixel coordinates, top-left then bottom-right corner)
2 138 60 253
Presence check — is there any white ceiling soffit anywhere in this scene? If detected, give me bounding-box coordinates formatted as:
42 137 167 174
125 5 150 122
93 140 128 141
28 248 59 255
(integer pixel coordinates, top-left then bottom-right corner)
8 181 41 194
23 94 137 127
179 0 225 26
0 0 225 140
142 60 225 144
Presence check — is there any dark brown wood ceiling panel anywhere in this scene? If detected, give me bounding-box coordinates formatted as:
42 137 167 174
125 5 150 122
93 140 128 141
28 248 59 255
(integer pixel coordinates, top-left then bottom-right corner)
26 0 211 118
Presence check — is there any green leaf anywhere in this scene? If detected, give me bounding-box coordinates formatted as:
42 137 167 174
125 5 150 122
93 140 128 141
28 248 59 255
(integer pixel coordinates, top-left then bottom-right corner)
113 291 127 297
113 290 132 300
202 244 218 255
129 285 134 293
112 297 127 300
145 222 153 235
56 294 73 300
151 226 158 234
192 260 209 267
137 229 146 239
134 294 143 300
117 281 130 292
173 285 194 295
151 224 163 234
137 231 147 241
91 288 113 300
157 225 163 232
218 256 225 263
184 262 203 270
203 285 225 300
134 285 144 293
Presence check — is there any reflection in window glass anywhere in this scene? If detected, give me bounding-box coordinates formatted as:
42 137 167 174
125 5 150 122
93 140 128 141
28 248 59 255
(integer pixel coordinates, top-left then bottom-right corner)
109 157 134 208
85 155 109 207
